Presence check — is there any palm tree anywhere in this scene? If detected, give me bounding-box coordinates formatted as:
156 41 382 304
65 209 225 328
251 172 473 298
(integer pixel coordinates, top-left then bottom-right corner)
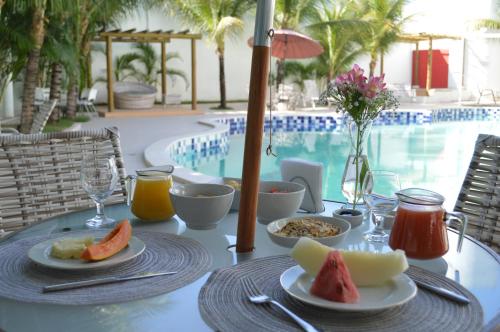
273 0 319 87
358 0 409 77
43 7 80 122
0 2 32 106
129 43 189 88
283 61 317 91
19 0 48 133
308 0 367 82
2 0 74 132
169 0 255 109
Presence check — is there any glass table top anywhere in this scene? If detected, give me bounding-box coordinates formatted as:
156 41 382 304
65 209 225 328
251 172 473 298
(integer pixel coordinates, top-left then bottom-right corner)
0 202 499 332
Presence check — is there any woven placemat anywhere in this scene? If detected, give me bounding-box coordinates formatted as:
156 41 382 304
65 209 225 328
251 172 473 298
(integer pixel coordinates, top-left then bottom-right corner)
0 230 212 305
199 255 483 332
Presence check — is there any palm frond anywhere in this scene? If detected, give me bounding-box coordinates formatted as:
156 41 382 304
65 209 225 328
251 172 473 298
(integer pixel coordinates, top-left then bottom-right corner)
213 16 244 48
166 68 190 89
472 19 500 30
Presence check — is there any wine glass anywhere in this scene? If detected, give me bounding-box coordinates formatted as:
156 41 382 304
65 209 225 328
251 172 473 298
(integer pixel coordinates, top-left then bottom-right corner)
362 170 400 242
80 155 119 228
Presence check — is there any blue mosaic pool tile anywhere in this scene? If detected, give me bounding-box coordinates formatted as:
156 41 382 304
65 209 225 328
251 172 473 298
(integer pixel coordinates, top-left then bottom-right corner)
170 107 499 166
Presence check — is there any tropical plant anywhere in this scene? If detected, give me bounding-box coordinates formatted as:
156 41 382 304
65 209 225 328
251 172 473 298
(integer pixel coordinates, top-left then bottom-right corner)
94 43 189 89
472 1 500 30
0 2 32 106
128 43 189 87
283 61 317 91
358 0 409 77
168 0 255 109
9 0 70 133
42 6 80 121
273 0 320 87
307 0 367 82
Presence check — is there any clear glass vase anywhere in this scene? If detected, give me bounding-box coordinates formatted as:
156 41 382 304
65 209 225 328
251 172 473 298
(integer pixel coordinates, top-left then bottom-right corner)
341 118 373 208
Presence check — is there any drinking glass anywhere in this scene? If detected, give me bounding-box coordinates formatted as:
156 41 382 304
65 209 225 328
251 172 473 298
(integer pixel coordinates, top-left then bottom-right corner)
362 170 400 242
80 155 119 228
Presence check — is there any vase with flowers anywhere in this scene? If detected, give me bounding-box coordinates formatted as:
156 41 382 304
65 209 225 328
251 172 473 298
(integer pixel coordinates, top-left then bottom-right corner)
321 64 398 213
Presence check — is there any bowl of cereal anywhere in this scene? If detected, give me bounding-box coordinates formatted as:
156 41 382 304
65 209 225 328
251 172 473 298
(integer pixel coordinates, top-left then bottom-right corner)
223 177 241 211
266 216 351 248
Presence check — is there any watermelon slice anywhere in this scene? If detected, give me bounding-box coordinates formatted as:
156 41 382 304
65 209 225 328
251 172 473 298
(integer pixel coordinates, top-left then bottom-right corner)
310 251 360 303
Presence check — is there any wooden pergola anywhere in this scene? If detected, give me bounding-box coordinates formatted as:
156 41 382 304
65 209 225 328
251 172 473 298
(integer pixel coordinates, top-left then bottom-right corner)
93 29 202 112
396 32 462 95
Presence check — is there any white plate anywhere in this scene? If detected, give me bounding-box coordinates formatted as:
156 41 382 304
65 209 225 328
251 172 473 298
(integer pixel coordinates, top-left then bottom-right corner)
28 234 145 271
280 265 417 311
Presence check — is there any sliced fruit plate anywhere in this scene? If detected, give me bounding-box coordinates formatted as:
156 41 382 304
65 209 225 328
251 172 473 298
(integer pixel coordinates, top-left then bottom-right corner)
28 235 145 270
280 265 417 311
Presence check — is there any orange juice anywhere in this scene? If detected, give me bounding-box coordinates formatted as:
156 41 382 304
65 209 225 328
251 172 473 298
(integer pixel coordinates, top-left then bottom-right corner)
131 175 175 221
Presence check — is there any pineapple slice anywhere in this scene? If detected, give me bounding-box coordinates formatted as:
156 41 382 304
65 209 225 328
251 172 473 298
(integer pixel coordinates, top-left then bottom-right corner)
50 237 94 259
291 237 409 286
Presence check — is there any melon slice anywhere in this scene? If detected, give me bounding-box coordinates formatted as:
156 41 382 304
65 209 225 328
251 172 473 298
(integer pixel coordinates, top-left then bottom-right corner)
341 250 409 286
291 237 409 286
50 237 94 259
290 237 331 278
81 220 132 261
310 251 360 303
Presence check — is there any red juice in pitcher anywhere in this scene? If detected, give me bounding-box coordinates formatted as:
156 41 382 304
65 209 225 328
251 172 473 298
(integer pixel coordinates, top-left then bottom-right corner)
389 202 449 259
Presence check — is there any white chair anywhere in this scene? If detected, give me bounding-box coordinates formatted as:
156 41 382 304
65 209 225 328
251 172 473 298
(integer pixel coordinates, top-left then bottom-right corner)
477 86 496 105
77 88 98 112
34 87 50 106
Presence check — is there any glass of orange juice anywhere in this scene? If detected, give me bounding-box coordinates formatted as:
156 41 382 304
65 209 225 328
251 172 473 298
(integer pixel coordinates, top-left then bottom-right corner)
126 171 175 221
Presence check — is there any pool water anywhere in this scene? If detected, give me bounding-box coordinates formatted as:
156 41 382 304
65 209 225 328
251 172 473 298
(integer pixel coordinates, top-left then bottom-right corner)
175 120 499 208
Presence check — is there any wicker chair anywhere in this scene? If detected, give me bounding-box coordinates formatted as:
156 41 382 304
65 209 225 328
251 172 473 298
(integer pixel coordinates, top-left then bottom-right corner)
0 127 127 236
454 134 500 253
30 99 57 134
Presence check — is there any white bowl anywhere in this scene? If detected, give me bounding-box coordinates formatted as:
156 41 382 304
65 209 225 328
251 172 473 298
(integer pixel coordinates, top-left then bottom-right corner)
169 183 234 230
266 215 351 248
223 177 241 211
257 181 305 224
333 208 364 228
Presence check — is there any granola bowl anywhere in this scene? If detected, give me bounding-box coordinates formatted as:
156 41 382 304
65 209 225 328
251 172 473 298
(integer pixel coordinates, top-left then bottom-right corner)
266 215 351 248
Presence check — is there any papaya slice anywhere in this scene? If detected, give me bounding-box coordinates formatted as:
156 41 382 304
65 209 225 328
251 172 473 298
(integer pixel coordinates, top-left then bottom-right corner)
81 220 132 261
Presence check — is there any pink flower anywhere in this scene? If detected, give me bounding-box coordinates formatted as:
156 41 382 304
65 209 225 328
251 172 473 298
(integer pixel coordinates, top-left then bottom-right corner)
364 75 386 99
335 73 349 85
351 64 364 80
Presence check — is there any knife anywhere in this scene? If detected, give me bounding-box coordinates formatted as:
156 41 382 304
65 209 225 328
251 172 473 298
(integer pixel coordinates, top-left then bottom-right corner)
42 271 178 293
412 278 470 304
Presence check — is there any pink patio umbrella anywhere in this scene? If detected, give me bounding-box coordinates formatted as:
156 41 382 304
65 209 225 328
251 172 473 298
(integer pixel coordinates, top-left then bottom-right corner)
247 29 324 60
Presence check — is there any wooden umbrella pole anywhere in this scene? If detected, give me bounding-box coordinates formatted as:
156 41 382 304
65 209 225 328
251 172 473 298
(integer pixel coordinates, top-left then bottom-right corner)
236 0 275 253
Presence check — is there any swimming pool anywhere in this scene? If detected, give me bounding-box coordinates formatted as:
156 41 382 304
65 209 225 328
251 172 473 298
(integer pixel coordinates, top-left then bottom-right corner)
169 108 500 208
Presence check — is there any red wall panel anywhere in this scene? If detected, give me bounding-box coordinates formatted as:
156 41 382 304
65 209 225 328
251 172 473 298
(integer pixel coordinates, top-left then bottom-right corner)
411 50 449 89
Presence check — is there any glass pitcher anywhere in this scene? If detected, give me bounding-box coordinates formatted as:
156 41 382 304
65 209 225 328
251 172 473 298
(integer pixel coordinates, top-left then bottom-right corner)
389 188 468 260
126 166 175 222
